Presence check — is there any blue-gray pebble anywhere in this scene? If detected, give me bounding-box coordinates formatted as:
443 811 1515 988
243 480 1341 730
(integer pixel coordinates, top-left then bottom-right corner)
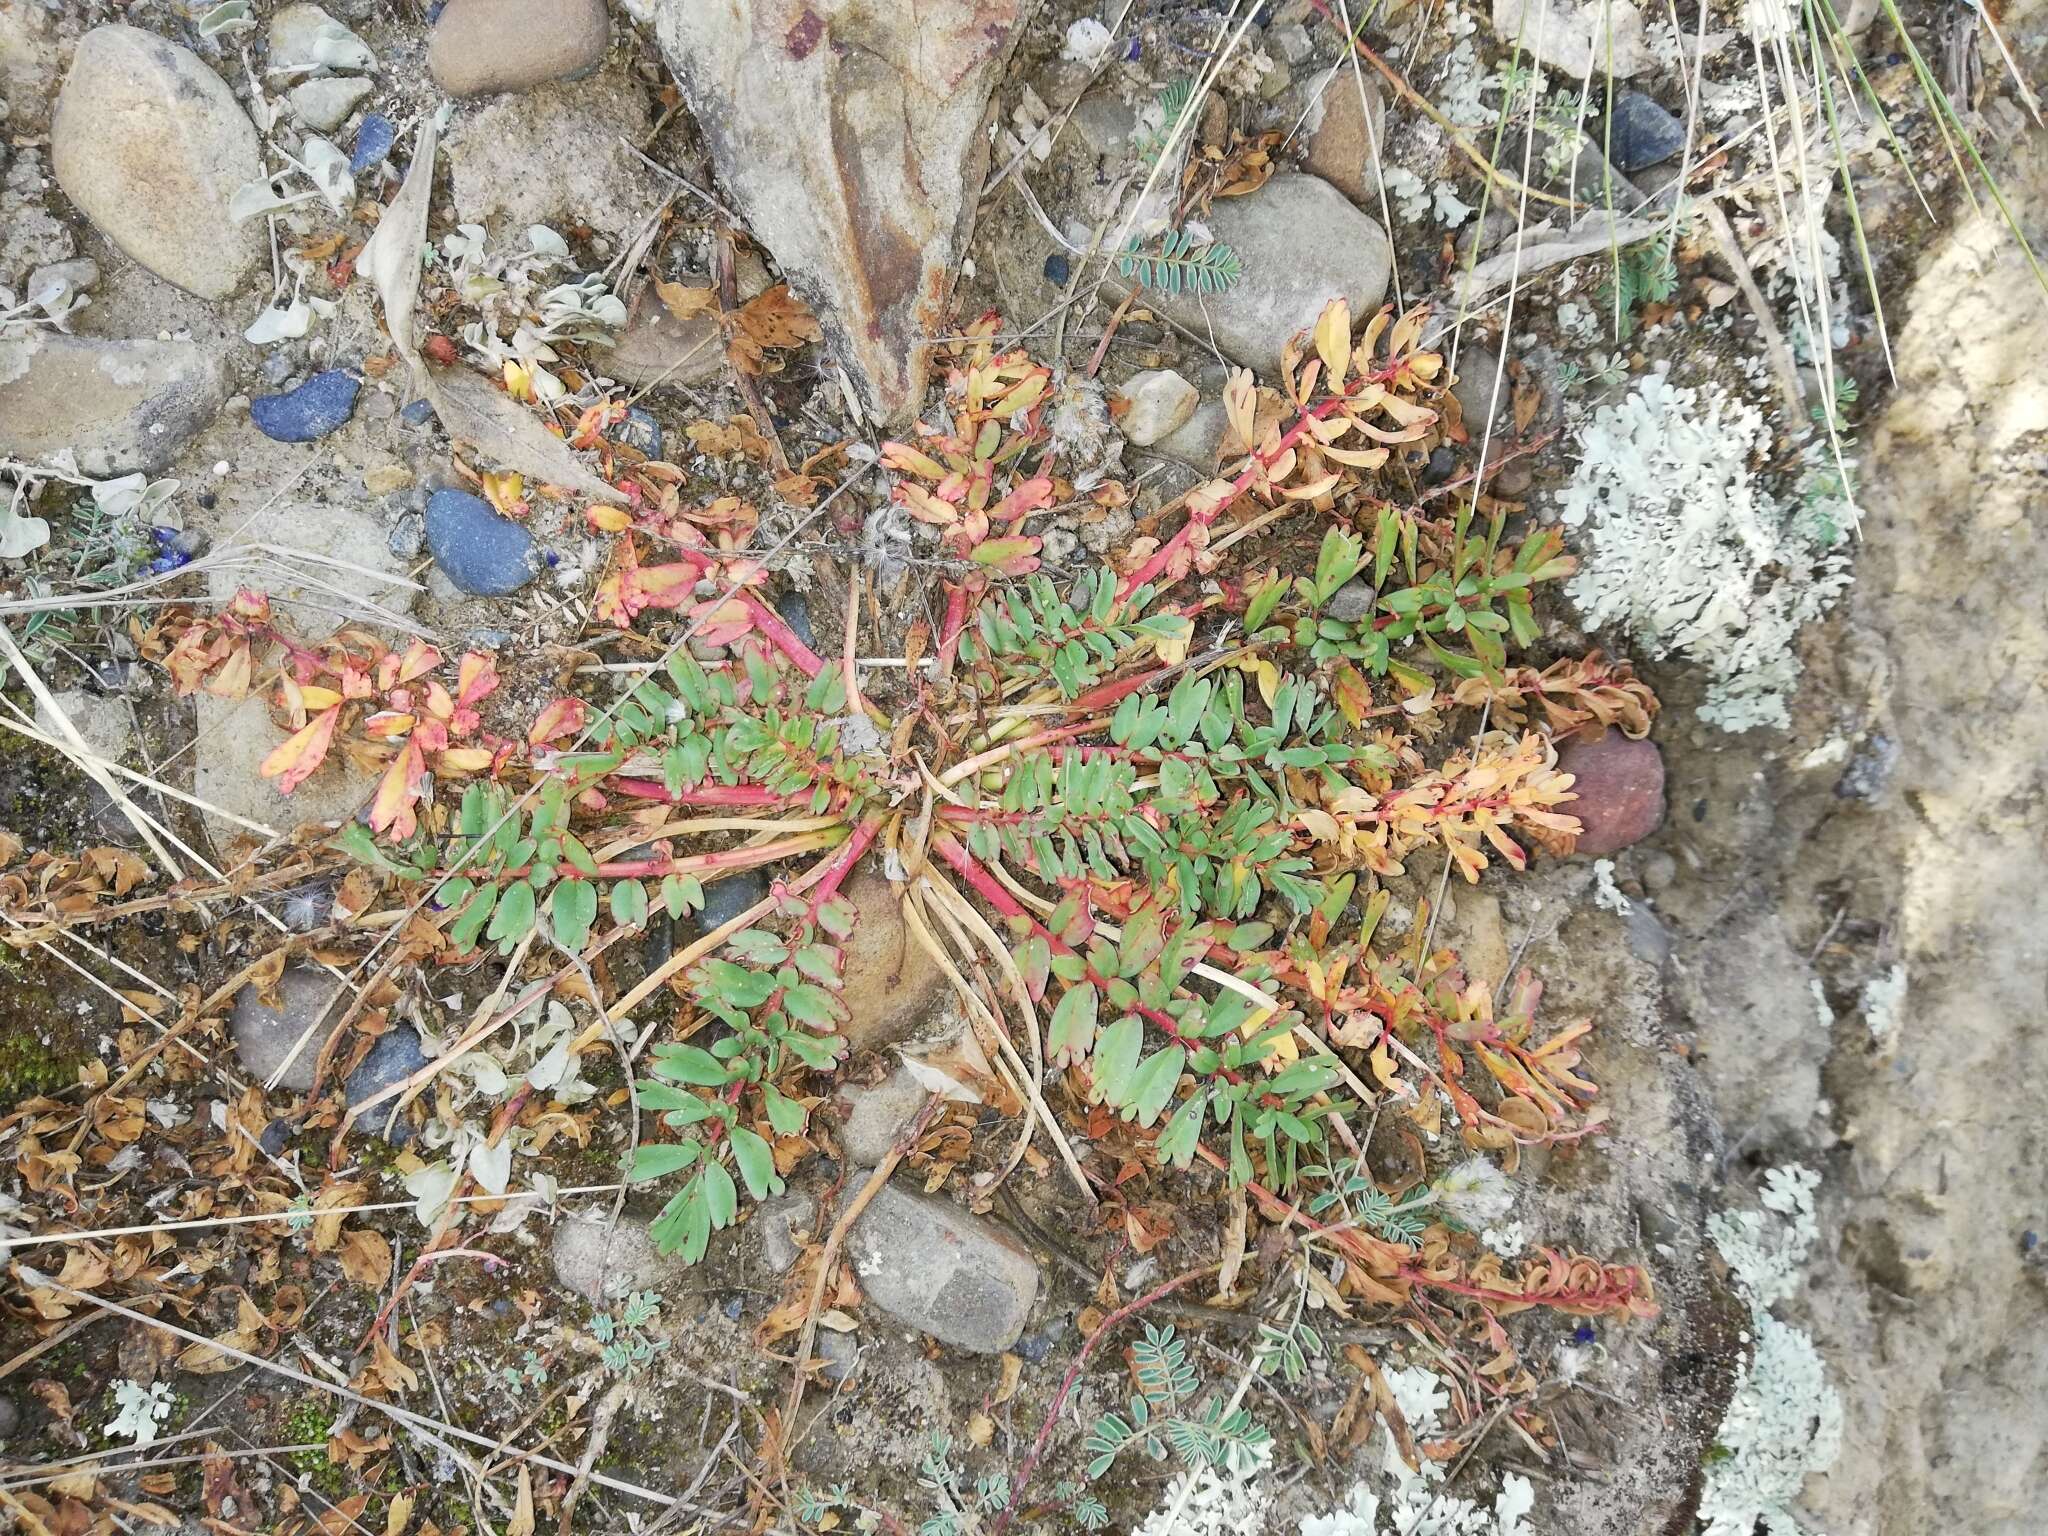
251 370 360 442
697 869 768 931
1607 93 1686 173
425 489 539 596
616 405 663 459
774 589 815 649
345 1026 432 1143
351 112 396 174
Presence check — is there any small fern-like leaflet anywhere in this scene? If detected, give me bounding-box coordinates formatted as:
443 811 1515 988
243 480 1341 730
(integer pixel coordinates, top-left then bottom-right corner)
1131 1323 1198 1410
1118 229 1244 296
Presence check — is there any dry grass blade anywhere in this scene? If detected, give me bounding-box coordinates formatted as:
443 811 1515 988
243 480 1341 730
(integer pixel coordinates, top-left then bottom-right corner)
0 625 181 875
31 1281 705 1516
776 1092 941 1489
0 1180 631 1253
360 113 438 396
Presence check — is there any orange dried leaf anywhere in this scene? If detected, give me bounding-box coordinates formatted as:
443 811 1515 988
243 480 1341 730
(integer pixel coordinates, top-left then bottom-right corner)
528 697 588 745
734 283 821 351
655 278 719 322
260 706 341 794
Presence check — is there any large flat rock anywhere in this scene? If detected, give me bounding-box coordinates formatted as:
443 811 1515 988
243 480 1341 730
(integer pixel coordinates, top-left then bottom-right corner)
1109 173 1392 380
654 0 1026 425
51 25 264 300
0 334 229 477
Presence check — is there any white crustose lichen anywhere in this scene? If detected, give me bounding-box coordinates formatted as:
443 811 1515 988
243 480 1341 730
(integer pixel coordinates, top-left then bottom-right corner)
1557 367 1855 731
1699 1166 1843 1536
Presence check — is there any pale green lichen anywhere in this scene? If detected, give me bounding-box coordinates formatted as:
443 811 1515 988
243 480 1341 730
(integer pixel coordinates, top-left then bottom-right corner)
1699 1166 1842 1536
1558 371 1855 732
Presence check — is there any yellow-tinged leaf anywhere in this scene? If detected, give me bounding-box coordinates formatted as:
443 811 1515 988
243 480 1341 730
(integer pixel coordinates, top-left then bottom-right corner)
1315 298 1351 392
369 739 425 840
1299 808 1341 842
362 710 416 740
1148 615 1194 666
298 686 343 710
1282 471 1343 501
1252 658 1281 709
436 747 493 773
879 441 949 481
481 470 526 517
1223 368 1258 457
1187 478 1239 519
1322 443 1392 470
587 505 634 532
260 706 341 794
507 1467 535 1536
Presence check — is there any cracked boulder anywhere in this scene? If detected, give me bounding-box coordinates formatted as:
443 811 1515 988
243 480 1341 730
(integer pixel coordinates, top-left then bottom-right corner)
654 0 1026 425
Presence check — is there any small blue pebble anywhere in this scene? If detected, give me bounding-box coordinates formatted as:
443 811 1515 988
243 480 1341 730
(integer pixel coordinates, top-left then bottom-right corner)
722 1295 744 1322
696 870 767 932
350 112 397 175
775 588 816 649
1572 1322 1597 1345
400 397 437 427
1124 37 1140 60
424 489 540 597
614 405 663 459
1606 92 1687 174
2024 1230 2040 1253
345 1027 433 1144
250 369 360 443
150 526 175 547
1044 252 1070 286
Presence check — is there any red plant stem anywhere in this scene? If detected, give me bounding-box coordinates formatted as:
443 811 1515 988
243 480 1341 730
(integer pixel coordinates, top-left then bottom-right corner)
936 579 974 678
802 813 881 915
442 833 835 886
608 779 796 809
927 834 1231 1071
1421 429 1559 503
985 1262 1219 1536
1065 667 1175 714
934 804 1136 829
1117 371 1399 600
943 718 1108 788
735 592 824 678
1199 1145 1653 1316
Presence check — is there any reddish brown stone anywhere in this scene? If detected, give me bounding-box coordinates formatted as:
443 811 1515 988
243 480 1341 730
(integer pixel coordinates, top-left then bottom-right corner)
1556 731 1665 855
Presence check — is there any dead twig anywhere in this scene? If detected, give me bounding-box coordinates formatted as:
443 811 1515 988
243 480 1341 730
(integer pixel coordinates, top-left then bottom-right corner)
985 1260 1223 1536
1700 198 1807 421
715 225 792 477
777 1093 944 1490
561 1375 633 1530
